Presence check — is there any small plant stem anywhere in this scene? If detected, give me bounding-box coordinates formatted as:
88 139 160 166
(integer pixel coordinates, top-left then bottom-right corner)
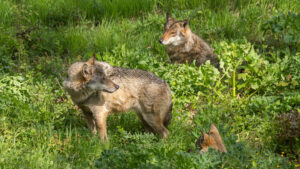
232 70 236 97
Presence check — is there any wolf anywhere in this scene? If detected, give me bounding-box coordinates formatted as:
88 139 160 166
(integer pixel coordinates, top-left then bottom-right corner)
159 13 219 69
63 55 172 141
195 124 227 153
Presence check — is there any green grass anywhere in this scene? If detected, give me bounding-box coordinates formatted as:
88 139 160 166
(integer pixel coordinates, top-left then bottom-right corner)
0 0 299 168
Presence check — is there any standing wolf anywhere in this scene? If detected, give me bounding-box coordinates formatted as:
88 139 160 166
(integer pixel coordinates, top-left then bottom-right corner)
159 13 219 68
63 55 172 140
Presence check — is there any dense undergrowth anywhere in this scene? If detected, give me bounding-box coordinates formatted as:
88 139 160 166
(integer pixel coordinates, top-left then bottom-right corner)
0 0 299 168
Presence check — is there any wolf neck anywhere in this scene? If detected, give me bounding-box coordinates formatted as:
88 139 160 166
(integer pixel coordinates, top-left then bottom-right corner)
65 80 96 104
183 30 194 52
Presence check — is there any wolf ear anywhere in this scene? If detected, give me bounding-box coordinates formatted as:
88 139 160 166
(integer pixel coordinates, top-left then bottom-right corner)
182 19 189 28
96 62 112 75
165 12 175 29
86 54 95 65
82 64 90 79
209 124 227 153
203 132 209 141
166 12 174 22
209 124 220 135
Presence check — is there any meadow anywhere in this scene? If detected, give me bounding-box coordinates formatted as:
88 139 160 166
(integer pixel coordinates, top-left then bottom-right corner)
0 0 299 168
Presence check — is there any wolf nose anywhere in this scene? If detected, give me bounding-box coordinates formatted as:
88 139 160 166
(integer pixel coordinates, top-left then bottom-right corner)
115 85 119 90
159 38 163 44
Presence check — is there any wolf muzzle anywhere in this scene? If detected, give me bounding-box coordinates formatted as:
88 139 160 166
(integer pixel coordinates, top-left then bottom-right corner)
103 85 119 93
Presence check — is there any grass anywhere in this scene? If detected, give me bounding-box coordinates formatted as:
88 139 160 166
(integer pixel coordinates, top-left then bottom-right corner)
0 0 299 168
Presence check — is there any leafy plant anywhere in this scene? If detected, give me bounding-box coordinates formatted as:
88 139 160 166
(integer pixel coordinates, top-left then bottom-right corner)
262 12 300 50
273 109 300 161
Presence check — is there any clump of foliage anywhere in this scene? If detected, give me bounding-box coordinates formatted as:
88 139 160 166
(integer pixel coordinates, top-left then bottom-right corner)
273 109 300 162
95 131 292 169
262 12 300 50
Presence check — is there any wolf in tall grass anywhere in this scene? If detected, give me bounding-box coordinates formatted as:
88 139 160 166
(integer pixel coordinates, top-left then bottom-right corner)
159 13 219 69
63 55 172 141
195 124 227 153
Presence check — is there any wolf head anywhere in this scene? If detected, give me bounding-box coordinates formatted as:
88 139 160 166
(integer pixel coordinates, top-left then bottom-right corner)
195 124 227 154
159 13 191 46
82 55 119 93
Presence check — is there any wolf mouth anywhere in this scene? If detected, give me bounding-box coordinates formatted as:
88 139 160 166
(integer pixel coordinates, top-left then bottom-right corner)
102 85 119 93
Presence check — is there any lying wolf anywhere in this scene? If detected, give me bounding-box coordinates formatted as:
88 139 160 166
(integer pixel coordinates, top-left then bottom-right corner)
159 13 219 69
63 55 172 140
195 124 227 153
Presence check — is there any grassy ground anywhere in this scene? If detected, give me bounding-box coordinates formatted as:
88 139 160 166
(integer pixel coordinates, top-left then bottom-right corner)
0 0 299 168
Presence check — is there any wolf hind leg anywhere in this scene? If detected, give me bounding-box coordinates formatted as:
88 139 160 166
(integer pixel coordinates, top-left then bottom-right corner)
143 114 169 138
136 112 154 133
163 103 173 128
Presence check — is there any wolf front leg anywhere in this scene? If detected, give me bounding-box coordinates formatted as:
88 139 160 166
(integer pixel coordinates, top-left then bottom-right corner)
89 106 109 141
83 111 97 134
79 105 97 134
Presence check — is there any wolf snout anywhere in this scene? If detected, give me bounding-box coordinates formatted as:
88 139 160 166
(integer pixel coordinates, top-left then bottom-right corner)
159 38 163 44
103 84 119 93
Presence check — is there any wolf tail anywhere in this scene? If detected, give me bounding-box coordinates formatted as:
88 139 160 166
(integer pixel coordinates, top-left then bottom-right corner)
163 102 173 128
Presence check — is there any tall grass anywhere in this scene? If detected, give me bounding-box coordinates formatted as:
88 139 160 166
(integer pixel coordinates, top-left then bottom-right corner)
0 1 16 28
17 0 156 27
